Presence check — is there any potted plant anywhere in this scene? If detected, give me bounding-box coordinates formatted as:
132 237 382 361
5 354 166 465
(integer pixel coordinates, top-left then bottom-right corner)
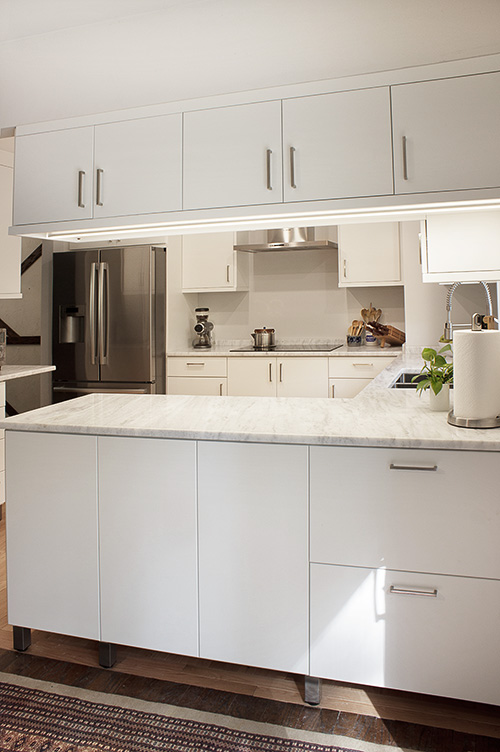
412 345 453 411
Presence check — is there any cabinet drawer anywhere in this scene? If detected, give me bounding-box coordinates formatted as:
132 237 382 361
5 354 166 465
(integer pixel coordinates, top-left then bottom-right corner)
167 377 227 396
328 356 394 378
310 446 500 578
167 357 227 378
310 563 500 705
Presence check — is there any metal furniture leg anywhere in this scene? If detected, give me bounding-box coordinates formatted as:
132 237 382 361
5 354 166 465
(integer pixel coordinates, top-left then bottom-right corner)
98 641 117 668
13 626 31 652
304 675 322 705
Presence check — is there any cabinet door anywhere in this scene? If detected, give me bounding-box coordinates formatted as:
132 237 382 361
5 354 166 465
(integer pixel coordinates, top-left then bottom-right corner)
0 160 21 297
98 436 198 655
310 563 500 705
167 376 227 395
14 127 93 224
277 357 328 397
283 88 393 202
198 441 308 672
6 431 99 639
94 115 182 218
338 223 401 286
392 72 500 194
182 232 236 290
227 357 276 396
329 378 371 398
183 101 282 209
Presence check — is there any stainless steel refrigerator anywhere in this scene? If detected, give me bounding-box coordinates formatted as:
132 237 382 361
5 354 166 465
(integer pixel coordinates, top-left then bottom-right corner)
52 245 166 403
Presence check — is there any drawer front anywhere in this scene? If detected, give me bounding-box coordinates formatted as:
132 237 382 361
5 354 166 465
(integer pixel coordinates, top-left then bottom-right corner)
167 357 227 378
167 377 227 396
310 563 500 705
328 356 394 378
310 446 500 578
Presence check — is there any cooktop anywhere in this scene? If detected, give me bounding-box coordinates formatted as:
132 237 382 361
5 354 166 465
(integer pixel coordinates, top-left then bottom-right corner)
230 344 343 352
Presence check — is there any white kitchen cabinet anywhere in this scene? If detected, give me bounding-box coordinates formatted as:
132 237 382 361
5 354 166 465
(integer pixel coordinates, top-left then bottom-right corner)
0 152 21 298
328 356 395 398
94 115 182 218
198 441 308 673
14 127 94 224
167 355 227 395
181 232 249 292
183 100 282 210
167 377 227 395
227 356 328 397
282 88 393 202
0 382 4 506
98 436 198 656
6 431 99 639
338 223 401 286
310 563 500 706
392 71 500 195
329 378 371 399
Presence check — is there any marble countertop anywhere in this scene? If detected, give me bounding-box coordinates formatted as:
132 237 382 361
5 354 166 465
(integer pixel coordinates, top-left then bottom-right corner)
2 352 500 451
0 365 55 382
168 341 402 357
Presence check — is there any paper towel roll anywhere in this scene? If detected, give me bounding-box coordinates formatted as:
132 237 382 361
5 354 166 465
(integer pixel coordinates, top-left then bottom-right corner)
453 330 500 420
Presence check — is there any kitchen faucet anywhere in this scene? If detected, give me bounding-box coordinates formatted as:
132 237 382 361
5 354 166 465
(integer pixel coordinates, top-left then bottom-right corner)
443 281 494 341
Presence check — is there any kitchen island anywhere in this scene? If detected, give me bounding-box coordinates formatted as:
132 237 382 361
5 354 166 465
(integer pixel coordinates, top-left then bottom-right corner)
3 352 500 707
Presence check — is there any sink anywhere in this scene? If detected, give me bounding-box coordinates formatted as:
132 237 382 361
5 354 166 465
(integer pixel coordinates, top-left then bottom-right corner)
391 371 453 389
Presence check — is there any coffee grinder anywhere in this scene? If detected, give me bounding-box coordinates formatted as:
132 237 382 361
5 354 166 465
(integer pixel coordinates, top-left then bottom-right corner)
193 307 214 349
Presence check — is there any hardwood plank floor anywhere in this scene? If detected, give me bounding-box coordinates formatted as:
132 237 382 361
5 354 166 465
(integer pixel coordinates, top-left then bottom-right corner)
0 510 499 748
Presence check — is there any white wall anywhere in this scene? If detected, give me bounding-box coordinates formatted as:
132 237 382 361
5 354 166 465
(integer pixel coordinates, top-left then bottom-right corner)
2 0 500 128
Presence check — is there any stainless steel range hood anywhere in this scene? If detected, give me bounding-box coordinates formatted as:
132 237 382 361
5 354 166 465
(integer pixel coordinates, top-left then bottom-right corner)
234 227 338 252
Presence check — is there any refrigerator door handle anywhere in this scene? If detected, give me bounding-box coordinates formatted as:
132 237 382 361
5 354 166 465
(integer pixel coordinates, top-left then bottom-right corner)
53 386 150 395
89 262 98 365
98 262 109 365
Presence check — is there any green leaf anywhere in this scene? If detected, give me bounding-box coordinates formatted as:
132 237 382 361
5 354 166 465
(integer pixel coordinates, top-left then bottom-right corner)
431 380 443 395
434 355 447 367
422 348 437 362
438 344 452 354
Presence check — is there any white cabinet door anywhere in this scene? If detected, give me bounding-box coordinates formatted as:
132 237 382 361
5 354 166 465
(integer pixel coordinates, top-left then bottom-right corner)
183 100 282 209
198 441 308 672
14 127 94 224
94 115 182 218
182 232 249 291
392 72 500 194
338 223 401 286
329 378 371 398
6 431 99 639
277 358 328 397
167 376 227 395
310 563 500 705
227 357 276 396
283 88 393 202
0 158 21 297
98 436 198 656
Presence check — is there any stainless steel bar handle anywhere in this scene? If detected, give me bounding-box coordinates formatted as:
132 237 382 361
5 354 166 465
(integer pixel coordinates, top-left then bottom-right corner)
98 262 109 365
279 362 283 382
389 463 438 472
53 386 149 394
269 362 273 382
219 383 223 396
89 262 98 365
389 585 438 598
290 146 296 189
343 259 347 279
226 264 231 284
187 362 205 366
331 384 335 398
266 149 273 190
96 168 104 206
353 362 374 367
402 136 409 181
78 171 86 208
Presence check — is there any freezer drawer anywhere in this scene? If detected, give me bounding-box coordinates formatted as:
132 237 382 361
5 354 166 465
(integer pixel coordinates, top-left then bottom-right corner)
52 383 154 403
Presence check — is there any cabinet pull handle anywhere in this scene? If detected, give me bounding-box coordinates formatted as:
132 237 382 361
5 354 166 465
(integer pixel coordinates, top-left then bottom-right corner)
279 362 283 382
266 149 273 190
343 259 347 279
290 146 296 189
96 168 104 206
77 170 86 208
390 585 438 598
389 463 437 472
187 362 205 366
418 231 422 265
219 383 223 396
402 136 409 181
226 264 230 283
269 362 273 382
331 384 335 398
353 362 374 367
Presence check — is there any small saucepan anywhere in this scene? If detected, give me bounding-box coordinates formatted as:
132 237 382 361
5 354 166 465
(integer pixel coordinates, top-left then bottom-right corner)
251 328 276 349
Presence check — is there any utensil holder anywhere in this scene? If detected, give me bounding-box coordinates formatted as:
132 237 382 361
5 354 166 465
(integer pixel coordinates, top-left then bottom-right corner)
347 335 362 347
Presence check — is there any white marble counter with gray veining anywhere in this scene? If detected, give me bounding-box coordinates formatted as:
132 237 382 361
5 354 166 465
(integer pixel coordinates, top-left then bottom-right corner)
2 352 500 451
0 365 55 382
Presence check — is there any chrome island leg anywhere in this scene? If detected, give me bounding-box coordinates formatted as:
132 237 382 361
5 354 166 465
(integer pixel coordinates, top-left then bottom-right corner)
304 676 322 705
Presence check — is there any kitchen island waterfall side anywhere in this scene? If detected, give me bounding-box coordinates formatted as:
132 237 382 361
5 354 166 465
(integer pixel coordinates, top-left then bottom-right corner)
3 369 500 707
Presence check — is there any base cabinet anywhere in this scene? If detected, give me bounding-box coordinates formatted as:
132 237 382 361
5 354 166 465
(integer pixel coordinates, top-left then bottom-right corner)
98 436 198 656
198 441 308 673
228 357 328 397
310 563 500 705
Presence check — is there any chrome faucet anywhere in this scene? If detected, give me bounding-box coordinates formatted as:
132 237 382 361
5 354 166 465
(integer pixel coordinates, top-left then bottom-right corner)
443 281 494 341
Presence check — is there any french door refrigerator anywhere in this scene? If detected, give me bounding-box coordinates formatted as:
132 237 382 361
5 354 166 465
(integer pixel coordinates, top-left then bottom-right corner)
52 245 166 403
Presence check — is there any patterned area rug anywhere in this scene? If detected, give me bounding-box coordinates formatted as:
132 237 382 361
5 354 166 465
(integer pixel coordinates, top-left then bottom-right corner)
0 678 413 752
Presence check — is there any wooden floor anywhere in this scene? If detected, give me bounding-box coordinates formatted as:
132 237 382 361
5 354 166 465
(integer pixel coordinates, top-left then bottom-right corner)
0 512 499 749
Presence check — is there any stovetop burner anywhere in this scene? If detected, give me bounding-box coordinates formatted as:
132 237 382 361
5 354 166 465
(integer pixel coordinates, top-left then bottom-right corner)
230 344 343 352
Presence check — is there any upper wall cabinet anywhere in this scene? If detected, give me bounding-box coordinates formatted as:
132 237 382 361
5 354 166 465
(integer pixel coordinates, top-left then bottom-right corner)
338 222 401 287
14 115 182 225
392 72 500 195
282 88 394 202
183 101 283 210
0 153 22 298
182 232 249 292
